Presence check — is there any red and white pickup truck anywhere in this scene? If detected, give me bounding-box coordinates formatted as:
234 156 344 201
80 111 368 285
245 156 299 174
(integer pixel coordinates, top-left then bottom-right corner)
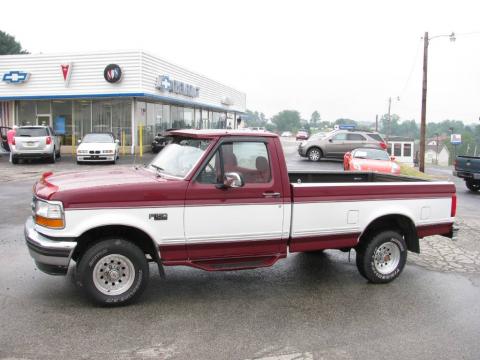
25 130 458 306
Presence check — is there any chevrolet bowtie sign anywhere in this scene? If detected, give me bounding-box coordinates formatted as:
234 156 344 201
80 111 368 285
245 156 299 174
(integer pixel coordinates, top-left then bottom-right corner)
155 75 199 98
2 71 30 84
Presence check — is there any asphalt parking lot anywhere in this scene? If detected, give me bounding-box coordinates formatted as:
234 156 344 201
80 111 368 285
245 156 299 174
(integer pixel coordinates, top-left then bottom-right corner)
0 138 479 360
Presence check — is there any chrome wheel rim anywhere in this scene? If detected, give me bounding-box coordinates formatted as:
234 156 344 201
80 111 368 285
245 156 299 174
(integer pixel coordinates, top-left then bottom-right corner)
93 254 135 295
309 149 320 161
373 241 401 274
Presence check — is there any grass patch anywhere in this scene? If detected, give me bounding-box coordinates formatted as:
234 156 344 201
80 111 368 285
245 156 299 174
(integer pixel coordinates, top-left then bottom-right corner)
399 164 432 179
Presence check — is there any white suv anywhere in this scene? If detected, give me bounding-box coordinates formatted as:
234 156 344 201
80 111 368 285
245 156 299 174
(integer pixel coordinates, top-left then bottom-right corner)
11 126 61 164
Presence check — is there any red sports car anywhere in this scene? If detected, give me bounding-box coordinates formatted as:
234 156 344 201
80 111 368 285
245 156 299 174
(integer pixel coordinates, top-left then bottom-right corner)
296 130 309 141
344 148 400 175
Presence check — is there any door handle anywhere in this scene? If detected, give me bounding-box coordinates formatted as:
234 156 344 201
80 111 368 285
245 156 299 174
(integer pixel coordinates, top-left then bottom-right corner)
263 192 281 198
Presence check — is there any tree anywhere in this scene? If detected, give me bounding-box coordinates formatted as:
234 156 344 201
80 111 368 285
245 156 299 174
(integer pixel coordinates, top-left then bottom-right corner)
0 30 28 55
334 118 358 127
310 111 321 127
272 110 301 132
244 109 267 128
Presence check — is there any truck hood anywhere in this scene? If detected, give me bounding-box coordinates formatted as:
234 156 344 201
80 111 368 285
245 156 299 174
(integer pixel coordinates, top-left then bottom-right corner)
35 167 187 209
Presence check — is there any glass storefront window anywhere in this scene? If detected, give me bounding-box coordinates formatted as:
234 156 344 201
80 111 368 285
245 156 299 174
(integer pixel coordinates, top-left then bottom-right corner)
202 109 209 129
171 106 185 129
92 100 112 134
112 99 132 146
163 105 171 130
184 107 194 128
145 102 155 145
36 101 50 115
52 100 73 145
195 108 201 129
73 100 91 142
17 101 36 126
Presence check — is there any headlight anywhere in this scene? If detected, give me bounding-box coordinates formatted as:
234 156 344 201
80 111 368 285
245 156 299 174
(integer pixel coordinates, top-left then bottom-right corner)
33 197 65 229
77 150 88 154
102 150 114 154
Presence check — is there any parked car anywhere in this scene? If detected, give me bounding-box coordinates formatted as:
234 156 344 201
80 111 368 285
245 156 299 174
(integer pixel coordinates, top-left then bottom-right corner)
298 129 387 161
453 155 480 192
25 129 457 305
76 133 119 164
0 126 11 153
249 127 266 132
344 148 400 175
281 131 293 137
296 130 309 141
11 126 61 164
151 133 171 153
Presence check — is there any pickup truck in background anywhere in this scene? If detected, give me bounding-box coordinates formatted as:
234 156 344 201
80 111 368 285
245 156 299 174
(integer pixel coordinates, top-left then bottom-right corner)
453 155 480 192
25 130 457 306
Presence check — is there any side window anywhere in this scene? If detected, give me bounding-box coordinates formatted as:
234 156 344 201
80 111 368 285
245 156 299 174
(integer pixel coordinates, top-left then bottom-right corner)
394 143 402 156
404 143 412 157
197 151 220 184
347 133 366 141
332 133 347 141
230 142 271 183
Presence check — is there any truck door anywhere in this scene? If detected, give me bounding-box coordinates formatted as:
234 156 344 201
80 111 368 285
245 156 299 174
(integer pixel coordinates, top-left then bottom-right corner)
184 138 286 261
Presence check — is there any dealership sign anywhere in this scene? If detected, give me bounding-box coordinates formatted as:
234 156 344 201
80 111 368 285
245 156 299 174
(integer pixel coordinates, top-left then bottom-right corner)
155 75 199 98
104 64 122 83
2 71 30 84
451 134 462 145
61 63 73 87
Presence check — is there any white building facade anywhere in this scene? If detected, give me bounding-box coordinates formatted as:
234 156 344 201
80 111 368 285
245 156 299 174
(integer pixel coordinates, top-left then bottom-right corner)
0 50 246 153
387 136 415 165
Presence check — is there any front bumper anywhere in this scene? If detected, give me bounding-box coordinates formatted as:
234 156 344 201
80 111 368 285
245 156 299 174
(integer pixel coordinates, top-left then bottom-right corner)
24 217 77 275
77 155 115 162
297 145 307 157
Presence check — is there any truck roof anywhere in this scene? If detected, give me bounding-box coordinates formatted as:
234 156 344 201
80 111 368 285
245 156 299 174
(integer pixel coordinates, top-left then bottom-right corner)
167 129 278 139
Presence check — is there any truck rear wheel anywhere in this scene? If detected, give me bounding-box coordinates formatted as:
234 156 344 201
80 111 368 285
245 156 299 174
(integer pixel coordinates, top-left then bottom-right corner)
356 230 407 283
466 180 480 192
76 238 149 306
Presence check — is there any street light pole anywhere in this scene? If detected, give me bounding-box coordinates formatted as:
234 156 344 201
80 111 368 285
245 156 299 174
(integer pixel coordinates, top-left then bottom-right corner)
419 32 429 173
387 97 392 141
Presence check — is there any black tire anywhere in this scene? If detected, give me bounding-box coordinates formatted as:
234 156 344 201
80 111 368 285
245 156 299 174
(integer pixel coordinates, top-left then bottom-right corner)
307 147 323 162
76 160 82 165
12 156 18 164
466 180 480 192
56 149 61 159
49 150 56 164
356 230 407 283
76 238 149 306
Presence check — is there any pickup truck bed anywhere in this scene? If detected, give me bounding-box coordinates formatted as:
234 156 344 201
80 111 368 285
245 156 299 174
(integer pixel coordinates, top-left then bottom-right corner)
25 130 457 306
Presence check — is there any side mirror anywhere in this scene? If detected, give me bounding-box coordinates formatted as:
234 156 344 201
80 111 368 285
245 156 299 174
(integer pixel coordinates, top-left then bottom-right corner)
216 172 244 189
77 139 81 144
329 139 333 143
390 156 396 161
345 152 351 158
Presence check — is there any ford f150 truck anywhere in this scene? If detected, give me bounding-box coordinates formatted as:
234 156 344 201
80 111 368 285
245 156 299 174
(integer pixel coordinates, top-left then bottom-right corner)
25 130 458 306
453 155 480 192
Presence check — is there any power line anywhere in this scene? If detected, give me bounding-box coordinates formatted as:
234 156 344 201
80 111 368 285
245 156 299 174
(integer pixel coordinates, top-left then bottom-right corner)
399 37 423 98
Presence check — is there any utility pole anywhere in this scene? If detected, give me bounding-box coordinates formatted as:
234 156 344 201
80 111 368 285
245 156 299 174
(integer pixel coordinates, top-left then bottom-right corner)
375 114 378 132
435 133 439 165
419 32 429 173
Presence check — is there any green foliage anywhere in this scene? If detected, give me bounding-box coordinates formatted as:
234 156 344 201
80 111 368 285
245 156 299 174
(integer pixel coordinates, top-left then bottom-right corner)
272 110 302 132
0 30 28 55
334 118 357 127
244 109 267 128
310 111 321 126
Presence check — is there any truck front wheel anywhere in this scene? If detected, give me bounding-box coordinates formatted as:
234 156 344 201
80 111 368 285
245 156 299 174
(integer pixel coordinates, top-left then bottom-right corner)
466 180 480 192
76 238 149 306
355 230 407 283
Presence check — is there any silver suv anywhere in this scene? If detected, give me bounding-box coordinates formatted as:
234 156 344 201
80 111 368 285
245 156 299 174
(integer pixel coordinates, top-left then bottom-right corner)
298 130 386 161
11 126 61 164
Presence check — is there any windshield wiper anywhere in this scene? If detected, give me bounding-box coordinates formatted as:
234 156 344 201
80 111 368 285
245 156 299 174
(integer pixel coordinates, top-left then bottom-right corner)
149 164 166 177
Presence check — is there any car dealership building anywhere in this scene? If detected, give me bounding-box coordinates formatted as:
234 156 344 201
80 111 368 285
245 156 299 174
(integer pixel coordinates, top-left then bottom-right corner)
0 50 246 153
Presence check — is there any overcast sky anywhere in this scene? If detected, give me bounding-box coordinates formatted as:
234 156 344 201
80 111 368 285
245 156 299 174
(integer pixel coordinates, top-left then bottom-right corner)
3 0 480 124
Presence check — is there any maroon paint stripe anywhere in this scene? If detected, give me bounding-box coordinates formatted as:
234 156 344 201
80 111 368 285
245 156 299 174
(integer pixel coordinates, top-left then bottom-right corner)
289 232 361 253
66 200 185 210
293 193 452 203
416 222 453 238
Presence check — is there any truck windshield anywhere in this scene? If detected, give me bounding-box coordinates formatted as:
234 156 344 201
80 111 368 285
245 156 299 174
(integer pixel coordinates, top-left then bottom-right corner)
149 137 211 178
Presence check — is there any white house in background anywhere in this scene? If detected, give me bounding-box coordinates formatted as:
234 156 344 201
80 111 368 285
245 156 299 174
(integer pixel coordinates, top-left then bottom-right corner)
425 142 450 166
387 136 415 165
